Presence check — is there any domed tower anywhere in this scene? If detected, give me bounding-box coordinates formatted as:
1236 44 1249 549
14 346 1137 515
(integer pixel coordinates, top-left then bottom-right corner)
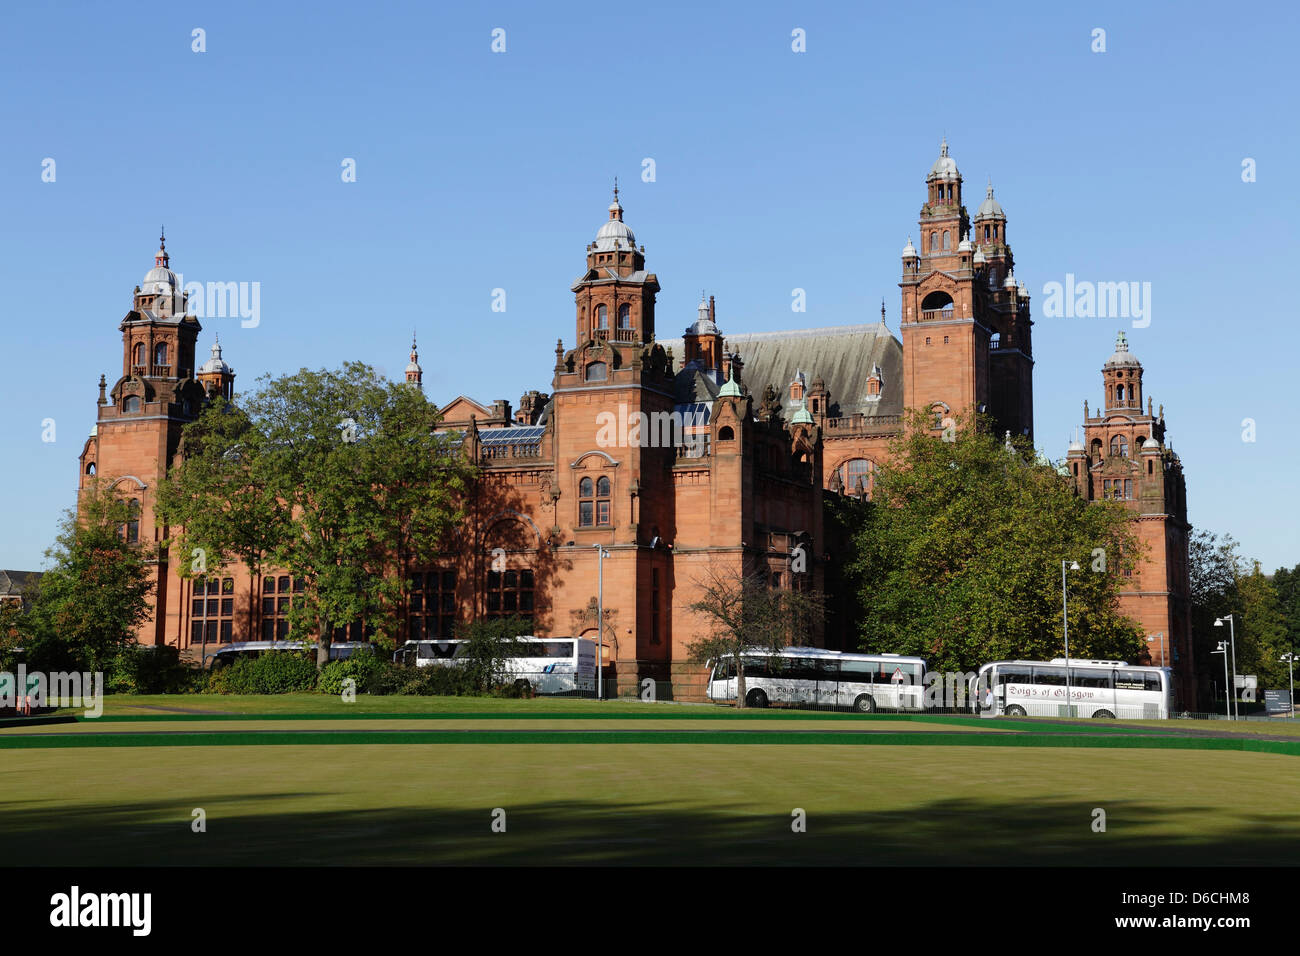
572 183 659 346
78 231 209 649
196 335 236 401
1102 331 1143 411
404 333 423 389
1065 332 1193 705
682 293 724 376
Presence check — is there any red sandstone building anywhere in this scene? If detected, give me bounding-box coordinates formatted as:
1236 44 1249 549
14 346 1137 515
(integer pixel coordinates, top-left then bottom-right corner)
76 142 1195 701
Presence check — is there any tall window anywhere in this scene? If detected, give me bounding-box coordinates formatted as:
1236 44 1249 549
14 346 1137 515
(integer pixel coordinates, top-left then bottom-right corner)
191 577 235 645
122 499 140 543
261 575 304 640
410 570 456 639
486 568 534 622
153 343 168 366
1110 435 1128 458
595 304 607 330
133 342 145 367
579 476 611 527
618 304 631 328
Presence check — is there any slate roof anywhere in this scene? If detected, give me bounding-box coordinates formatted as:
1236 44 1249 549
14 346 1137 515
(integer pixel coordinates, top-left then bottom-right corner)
663 322 903 420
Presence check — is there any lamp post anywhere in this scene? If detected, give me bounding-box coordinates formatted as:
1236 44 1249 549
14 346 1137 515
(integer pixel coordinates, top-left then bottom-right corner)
1212 641 1231 720
1279 655 1289 723
1061 559 1080 717
594 544 609 700
1147 632 1165 668
1215 615 1238 719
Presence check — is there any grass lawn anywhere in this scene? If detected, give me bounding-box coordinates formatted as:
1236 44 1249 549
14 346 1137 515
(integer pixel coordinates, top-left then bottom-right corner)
1 743 1296 866
2 694 1296 866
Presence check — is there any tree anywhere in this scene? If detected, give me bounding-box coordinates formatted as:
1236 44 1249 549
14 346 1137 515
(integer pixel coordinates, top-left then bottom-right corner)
1233 562 1289 691
155 396 290 643
452 615 531 694
1188 530 1241 700
162 363 475 667
1270 562 1300 654
845 410 1145 673
22 480 156 673
686 565 826 708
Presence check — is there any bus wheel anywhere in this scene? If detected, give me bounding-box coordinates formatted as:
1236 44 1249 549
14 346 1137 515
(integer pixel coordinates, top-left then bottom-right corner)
1093 710 1115 719
745 689 768 708
853 694 876 713
1005 705 1027 717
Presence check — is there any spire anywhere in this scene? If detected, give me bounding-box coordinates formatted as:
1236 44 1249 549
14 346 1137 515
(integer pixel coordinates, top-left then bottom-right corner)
155 226 169 268
718 362 742 398
609 178 622 221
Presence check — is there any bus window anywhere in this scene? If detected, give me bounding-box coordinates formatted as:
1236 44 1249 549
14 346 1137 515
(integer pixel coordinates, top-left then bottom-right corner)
997 665 1031 686
1069 668 1113 689
743 656 772 679
839 660 875 682
712 657 734 680
1114 670 1148 691
1033 666 1067 686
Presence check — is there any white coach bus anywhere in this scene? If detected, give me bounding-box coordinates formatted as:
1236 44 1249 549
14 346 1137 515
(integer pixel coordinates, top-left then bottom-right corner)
971 658 1174 719
396 636 597 695
707 647 927 712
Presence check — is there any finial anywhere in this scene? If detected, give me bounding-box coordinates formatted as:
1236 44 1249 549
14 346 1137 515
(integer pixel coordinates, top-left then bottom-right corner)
940 135 948 156
160 225 166 250
986 177 994 197
613 177 619 203
881 299 886 322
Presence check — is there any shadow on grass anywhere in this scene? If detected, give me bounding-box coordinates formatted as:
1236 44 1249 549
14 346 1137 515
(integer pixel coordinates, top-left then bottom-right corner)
3 793 1297 866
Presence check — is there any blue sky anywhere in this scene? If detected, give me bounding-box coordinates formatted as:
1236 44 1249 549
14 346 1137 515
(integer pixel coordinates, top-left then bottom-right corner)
2 0 1297 572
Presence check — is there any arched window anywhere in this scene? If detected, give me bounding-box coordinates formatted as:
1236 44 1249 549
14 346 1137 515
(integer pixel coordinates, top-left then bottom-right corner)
153 343 168 366
85 462 96 476
838 459 875 498
921 291 954 315
617 304 631 329
133 343 146 367
930 231 938 252
718 425 734 441
1116 385 1125 402
578 475 611 527
595 304 607 330
585 362 607 382
942 231 951 250
1110 435 1129 458
1091 438 1103 458
984 225 990 240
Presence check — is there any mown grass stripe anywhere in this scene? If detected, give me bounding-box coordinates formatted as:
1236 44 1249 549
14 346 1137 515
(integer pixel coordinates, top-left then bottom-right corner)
1 730 1293 754
73 711 1164 733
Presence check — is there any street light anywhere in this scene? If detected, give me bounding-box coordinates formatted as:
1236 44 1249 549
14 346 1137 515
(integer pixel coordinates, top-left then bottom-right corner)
593 544 610 700
1061 559 1080 717
1274 655 1294 723
1147 632 1165 668
1214 615 1238 720
1211 641 1231 720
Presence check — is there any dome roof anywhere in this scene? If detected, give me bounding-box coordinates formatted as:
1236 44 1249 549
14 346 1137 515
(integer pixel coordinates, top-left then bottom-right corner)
928 138 960 181
791 396 814 425
1068 437 1085 453
1142 436 1160 451
957 235 973 253
687 295 717 335
901 236 917 258
142 265 180 295
975 181 1005 220
198 338 233 375
1104 331 1141 367
594 217 636 252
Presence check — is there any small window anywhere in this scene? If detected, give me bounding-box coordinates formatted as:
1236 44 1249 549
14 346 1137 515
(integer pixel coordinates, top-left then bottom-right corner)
122 396 141 414
718 426 734 441
585 362 607 382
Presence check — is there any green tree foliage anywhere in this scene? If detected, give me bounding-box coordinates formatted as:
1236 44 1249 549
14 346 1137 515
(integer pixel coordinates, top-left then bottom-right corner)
155 396 289 637
846 411 1144 672
22 481 156 673
1270 563 1300 653
452 615 532 694
686 565 826 707
159 363 475 666
1232 562 1289 690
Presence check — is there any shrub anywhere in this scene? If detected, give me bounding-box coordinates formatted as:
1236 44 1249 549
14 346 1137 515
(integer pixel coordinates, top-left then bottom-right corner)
317 651 388 696
106 645 204 695
204 652 318 694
